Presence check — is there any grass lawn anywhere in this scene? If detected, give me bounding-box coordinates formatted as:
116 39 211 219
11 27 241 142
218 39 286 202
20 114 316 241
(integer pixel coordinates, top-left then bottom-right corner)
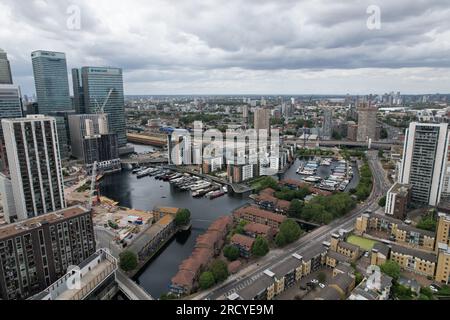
347 235 378 251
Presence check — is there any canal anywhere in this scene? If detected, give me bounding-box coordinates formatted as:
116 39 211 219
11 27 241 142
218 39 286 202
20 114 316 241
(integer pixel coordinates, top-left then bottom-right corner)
100 145 249 298
101 145 359 298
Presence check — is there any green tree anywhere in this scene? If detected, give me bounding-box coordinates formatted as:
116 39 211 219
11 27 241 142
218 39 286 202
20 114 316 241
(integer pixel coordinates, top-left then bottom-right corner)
275 232 287 247
378 196 387 207
175 208 191 226
276 219 303 247
317 272 326 283
380 128 388 139
199 271 215 289
252 236 269 257
223 245 240 261
332 131 342 140
288 199 303 218
210 260 229 283
252 176 279 193
160 293 177 300
119 250 138 272
416 213 437 232
380 260 401 281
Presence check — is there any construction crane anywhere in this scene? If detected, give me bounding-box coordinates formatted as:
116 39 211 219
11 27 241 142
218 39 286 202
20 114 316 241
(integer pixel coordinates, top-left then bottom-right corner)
94 88 114 114
87 161 98 210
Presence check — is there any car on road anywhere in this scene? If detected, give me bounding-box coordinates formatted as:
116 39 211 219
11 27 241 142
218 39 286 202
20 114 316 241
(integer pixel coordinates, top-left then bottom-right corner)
429 284 440 292
319 283 325 289
311 279 319 284
364 251 369 257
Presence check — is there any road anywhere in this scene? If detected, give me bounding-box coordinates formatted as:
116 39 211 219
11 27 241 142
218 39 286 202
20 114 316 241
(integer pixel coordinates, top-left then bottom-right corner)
196 150 390 300
94 226 155 300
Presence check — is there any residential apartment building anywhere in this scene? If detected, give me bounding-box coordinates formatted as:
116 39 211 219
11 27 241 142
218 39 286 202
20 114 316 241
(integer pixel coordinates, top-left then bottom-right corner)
356 104 377 142
399 122 449 206
436 212 450 248
355 213 436 251
254 108 270 132
385 182 411 220
390 245 437 278
2 115 66 222
31 249 117 300
233 205 287 230
231 234 255 258
0 206 96 300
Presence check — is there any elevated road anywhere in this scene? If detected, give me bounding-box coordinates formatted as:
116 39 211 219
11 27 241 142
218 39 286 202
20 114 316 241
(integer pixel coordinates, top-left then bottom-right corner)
195 150 391 300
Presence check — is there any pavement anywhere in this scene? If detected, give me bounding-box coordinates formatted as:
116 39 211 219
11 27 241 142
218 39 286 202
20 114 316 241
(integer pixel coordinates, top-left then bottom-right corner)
194 150 391 300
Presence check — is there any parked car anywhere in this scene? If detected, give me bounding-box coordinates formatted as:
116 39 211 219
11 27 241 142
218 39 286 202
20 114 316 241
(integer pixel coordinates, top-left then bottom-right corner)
319 283 325 289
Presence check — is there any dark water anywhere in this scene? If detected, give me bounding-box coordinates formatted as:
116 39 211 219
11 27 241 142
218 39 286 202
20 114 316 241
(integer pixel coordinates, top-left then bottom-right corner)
100 144 249 297
102 146 357 298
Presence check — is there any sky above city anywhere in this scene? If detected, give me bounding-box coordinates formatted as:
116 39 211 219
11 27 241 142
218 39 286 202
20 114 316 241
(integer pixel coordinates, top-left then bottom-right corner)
1 0 450 95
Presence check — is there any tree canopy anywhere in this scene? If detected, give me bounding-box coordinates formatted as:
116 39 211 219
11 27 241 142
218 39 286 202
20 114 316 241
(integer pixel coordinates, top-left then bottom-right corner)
199 271 215 289
175 208 191 226
275 219 303 247
223 245 240 262
210 259 229 283
252 236 269 257
119 250 138 272
380 260 401 281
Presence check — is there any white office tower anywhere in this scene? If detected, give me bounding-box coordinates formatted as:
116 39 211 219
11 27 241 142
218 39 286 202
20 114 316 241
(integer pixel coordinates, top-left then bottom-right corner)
399 122 450 206
1 115 66 221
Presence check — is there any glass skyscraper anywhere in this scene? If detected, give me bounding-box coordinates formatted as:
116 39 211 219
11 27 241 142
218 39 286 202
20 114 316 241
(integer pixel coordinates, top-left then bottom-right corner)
0 49 13 84
81 66 126 148
31 50 72 114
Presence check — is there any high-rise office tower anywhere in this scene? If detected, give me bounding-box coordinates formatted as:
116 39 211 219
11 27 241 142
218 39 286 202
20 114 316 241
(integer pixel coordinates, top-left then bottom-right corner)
254 108 270 132
322 107 333 138
1 115 66 222
72 68 85 114
0 84 23 172
0 49 13 84
68 114 108 158
356 103 377 142
81 67 126 149
0 205 96 300
31 51 72 114
399 122 450 206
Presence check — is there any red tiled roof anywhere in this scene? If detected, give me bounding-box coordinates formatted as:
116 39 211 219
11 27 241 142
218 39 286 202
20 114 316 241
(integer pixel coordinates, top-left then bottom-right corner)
209 216 232 233
244 222 272 235
260 188 276 196
171 269 196 287
231 234 255 249
234 205 287 223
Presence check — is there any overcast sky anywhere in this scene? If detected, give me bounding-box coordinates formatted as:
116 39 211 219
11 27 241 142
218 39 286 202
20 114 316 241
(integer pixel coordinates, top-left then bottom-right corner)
1 0 450 95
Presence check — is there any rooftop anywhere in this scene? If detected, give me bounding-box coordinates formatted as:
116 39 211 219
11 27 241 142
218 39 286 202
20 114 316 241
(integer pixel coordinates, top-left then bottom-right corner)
0 206 89 240
244 222 272 235
390 244 437 262
238 274 274 300
231 234 255 249
234 205 287 224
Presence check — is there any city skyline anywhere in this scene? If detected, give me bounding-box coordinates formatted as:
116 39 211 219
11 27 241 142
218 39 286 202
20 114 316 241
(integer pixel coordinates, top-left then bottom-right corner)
1 0 450 95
